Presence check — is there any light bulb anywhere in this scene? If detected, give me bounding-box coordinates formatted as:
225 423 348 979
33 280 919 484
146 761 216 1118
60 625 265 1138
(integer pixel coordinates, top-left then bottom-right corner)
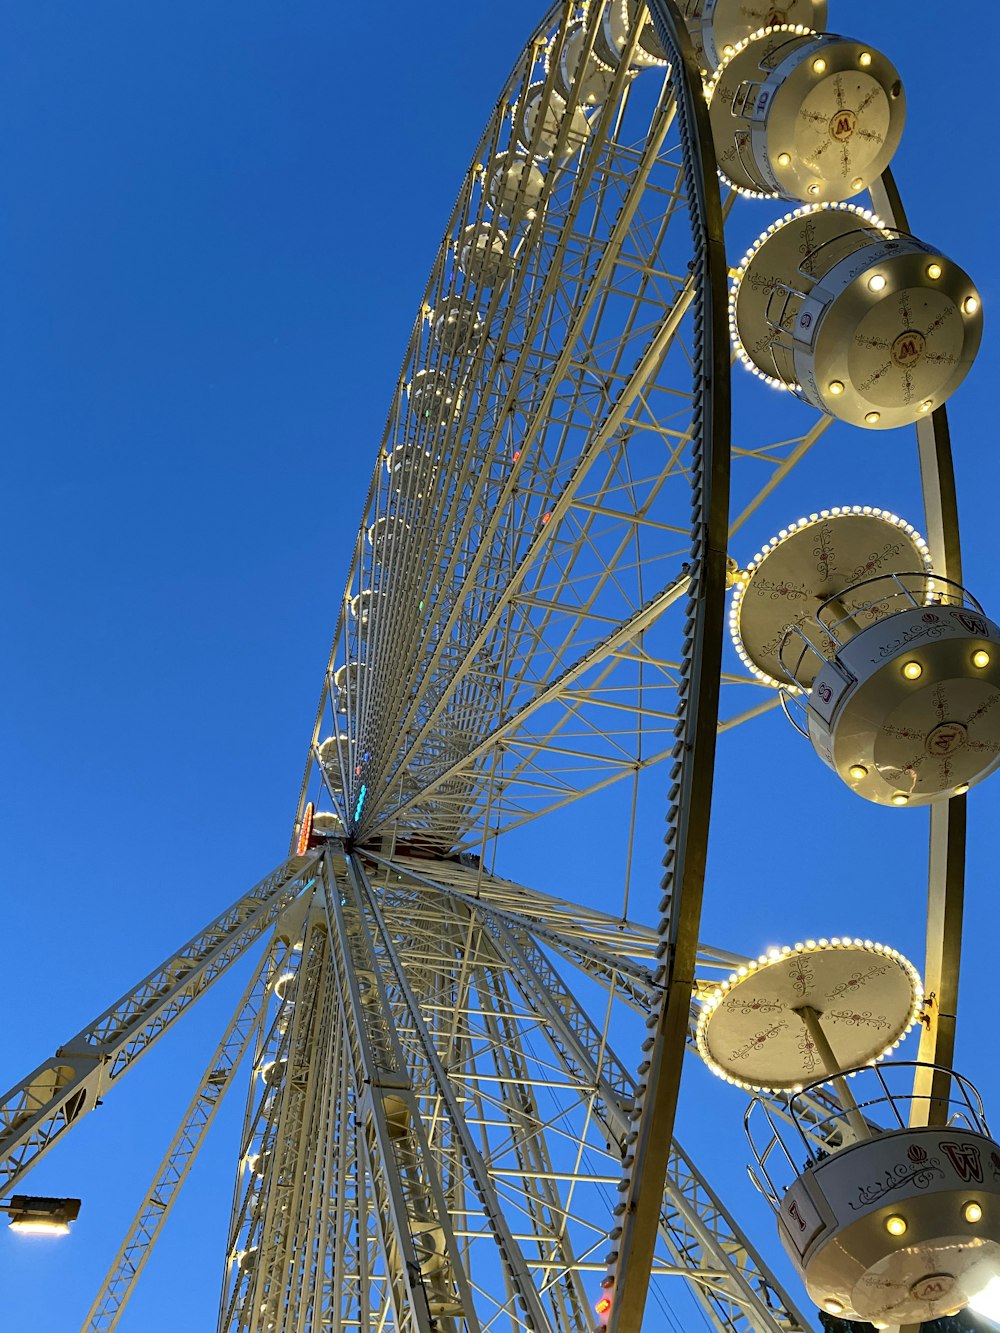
777 152 791 166
964 295 980 315
927 262 942 280
885 1214 907 1236
973 649 990 668
964 1201 983 1223
868 273 887 292
902 660 922 680
954 783 970 796
859 51 873 67
865 411 881 424
812 57 827 73
849 764 868 780
828 380 845 395
891 793 909 806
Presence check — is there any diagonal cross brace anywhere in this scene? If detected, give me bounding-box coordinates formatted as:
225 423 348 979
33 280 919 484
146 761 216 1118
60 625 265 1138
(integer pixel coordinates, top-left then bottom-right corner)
0 852 320 1193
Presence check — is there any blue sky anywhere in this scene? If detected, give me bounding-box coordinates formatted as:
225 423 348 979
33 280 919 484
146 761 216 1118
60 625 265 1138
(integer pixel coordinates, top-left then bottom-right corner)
2 2 999 1329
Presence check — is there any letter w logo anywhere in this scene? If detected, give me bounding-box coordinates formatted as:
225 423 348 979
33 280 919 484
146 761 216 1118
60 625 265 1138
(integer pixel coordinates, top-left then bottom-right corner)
940 1140 983 1182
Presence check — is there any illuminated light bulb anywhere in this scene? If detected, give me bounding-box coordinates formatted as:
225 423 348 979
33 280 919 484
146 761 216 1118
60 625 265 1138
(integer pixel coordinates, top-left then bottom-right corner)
885 1214 907 1236
902 660 923 680
927 262 943 279
777 152 791 166
824 1301 843 1314
868 273 887 292
812 57 827 73
808 183 820 196
973 649 991 668
859 50 873 67
964 1201 983 1223
849 764 868 780
865 411 881 424
828 380 845 395
964 295 980 315
891 792 909 806
595 1296 613 1316
919 400 933 413
851 177 864 191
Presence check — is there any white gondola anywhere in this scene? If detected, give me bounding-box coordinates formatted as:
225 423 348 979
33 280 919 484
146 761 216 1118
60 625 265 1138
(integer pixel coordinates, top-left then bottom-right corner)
514 82 590 162
708 28 905 202
432 296 484 357
546 19 616 107
731 204 982 428
407 368 463 429
681 0 827 73
731 509 1000 805
486 151 545 224
457 223 512 289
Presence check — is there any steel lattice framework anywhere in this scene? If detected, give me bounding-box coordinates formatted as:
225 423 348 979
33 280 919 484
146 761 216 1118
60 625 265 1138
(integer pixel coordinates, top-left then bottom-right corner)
0 1 976 1330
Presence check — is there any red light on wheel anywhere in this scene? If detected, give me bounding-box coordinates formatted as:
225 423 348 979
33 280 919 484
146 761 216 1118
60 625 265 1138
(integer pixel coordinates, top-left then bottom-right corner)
295 803 314 856
594 1296 612 1316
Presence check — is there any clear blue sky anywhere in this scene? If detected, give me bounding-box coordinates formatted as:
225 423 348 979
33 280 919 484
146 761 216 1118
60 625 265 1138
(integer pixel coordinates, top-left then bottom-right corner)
2 3 999 1329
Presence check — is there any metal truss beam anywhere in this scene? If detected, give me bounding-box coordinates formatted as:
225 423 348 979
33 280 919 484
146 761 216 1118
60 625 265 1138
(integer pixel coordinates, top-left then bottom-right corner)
0 852 320 1194
324 848 480 1332
350 853 553 1333
602 0 731 1325
482 919 809 1333
83 939 287 1332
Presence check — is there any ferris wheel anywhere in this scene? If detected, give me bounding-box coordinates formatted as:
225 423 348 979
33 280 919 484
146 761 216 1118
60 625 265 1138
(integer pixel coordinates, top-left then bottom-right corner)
3 2 999 1331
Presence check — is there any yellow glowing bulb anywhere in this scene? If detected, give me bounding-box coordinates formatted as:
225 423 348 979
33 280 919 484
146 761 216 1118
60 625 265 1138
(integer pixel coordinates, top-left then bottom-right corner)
964 1201 983 1223
828 380 845 395
865 411 881 425
964 295 980 315
954 783 970 796
849 764 868 780
723 44 735 56
885 1214 907 1236
859 51 873 67
777 152 791 166
812 57 827 74
973 649 991 668
824 1301 843 1315
851 177 864 191
891 793 909 806
919 400 933 413
868 273 887 292
902 660 922 680
927 262 943 280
